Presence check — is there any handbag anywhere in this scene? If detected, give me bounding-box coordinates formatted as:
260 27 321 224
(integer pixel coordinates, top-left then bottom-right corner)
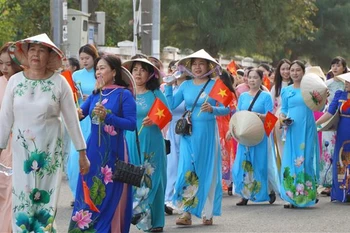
175 79 211 135
112 89 145 187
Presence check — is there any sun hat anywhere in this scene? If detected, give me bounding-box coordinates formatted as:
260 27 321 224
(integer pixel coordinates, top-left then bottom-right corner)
229 110 264 147
122 58 163 80
121 66 136 97
8 33 64 71
300 73 328 111
177 49 221 78
336 72 350 83
305 66 326 81
318 112 339 132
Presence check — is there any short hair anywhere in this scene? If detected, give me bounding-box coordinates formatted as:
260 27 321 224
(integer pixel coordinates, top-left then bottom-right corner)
68 57 80 71
131 61 160 91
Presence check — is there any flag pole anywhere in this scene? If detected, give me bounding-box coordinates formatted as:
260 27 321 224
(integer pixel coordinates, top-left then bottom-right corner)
138 124 144 135
197 95 209 117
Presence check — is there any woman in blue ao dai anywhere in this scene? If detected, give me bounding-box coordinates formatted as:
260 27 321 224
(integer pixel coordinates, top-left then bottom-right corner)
165 52 229 226
232 69 278 206
67 44 99 203
124 59 168 232
68 55 136 232
317 75 350 203
279 60 320 208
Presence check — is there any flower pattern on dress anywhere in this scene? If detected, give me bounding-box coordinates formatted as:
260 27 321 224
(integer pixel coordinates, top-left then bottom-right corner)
176 170 199 209
310 90 323 105
294 156 305 167
241 161 261 200
101 165 113 185
104 125 117 136
71 210 93 230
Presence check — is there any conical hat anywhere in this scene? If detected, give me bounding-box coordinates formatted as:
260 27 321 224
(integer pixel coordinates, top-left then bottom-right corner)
229 110 264 146
301 73 328 111
318 111 339 132
305 66 326 81
121 66 136 97
122 58 163 79
177 49 221 78
336 73 350 83
8 33 64 71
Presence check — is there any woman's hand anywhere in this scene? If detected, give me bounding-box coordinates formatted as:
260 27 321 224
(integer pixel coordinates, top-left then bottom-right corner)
79 150 90 175
77 108 84 120
225 130 232 140
279 113 287 126
200 102 213 113
142 116 153 126
93 103 107 120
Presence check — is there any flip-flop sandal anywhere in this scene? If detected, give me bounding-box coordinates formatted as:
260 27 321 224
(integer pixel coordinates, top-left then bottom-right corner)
150 227 163 232
176 213 192 225
202 217 213 225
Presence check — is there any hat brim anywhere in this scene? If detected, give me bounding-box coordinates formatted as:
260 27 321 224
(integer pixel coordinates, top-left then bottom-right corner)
8 33 64 71
336 73 350 83
121 67 136 97
122 58 162 79
301 73 328 111
229 110 264 146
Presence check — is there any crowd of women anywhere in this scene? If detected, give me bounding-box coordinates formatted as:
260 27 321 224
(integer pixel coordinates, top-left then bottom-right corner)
0 33 349 233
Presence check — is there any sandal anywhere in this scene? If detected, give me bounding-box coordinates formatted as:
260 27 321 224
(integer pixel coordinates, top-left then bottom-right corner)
150 227 163 232
228 183 233 196
176 212 192 225
283 203 296 209
164 204 173 215
236 198 248 206
269 191 276 204
202 217 213 225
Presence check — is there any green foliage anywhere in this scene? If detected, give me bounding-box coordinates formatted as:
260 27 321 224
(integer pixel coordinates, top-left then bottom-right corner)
90 176 106 205
242 161 253 172
185 171 199 186
143 174 152 189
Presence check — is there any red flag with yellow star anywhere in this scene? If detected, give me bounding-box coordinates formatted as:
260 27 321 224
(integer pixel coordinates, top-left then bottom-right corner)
147 98 172 130
227 60 237 76
341 99 350 112
264 111 278 136
208 79 234 107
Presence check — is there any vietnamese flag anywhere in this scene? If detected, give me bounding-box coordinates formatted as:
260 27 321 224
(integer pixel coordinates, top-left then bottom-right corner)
227 60 237 76
208 78 234 107
61 70 78 103
264 111 278 136
148 98 172 130
82 176 100 213
263 75 271 90
341 99 350 112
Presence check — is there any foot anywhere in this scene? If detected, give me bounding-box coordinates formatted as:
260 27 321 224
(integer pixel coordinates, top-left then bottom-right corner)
321 187 331 196
70 200 75 207
176 212 192 225
150 227 163 232
269 191 276 204
283 203 296 208
202 217 213 225
236 198 248 206
228 183 233 196
164 204 173 215
131 213 143 225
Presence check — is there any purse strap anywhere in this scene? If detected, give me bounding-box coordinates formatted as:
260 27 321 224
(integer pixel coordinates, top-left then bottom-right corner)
247 90 262 111
182 78 211 117
117 89 142 162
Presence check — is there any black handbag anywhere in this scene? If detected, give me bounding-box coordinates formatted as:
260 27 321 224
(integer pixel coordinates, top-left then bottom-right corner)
175 79 210 135
112 89 145 187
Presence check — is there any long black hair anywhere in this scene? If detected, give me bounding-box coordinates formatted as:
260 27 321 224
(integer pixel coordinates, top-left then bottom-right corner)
131 61 160 91
219 70 237 99
274 59 292 98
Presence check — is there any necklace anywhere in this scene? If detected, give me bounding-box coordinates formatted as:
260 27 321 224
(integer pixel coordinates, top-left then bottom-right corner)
101 88 119 96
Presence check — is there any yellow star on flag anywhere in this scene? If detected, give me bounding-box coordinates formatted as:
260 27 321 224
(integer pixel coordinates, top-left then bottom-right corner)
218 88 228 98
266 120 272 129
155 108 165 119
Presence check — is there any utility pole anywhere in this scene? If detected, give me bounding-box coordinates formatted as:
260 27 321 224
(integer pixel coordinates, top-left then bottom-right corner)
152 0 160 59
50 0 68 56
141 0 152 56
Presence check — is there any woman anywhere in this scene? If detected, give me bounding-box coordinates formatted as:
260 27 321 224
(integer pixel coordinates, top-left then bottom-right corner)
217 70 237 195
279 60 319 208
67 44 99 206
318 57 347 196
232 68 278 206
0 33 90 232
165 49 229 226
123 58 167 232
316 73 350 202
258 63 273 90
270 59 292 165
0 42 23 233
68 54 136 232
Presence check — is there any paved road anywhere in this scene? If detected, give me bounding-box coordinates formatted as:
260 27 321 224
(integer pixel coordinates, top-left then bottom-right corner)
57 176 349 233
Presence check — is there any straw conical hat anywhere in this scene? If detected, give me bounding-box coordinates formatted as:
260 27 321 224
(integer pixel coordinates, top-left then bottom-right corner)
336 73 350 83
121 66 136 97
229 110 264 146
177 49 221 78
305 66 326 81
301 73 328 111
8 33 64 71
318 111 339 132
122 58 163 79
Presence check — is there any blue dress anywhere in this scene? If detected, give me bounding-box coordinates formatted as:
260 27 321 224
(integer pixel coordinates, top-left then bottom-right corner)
165 79 229 219
68 88 136 232
67 68 96 197
232 91 276 202
328 90 350 202
165 85 185 203
279 85 319 207
125 89 168 231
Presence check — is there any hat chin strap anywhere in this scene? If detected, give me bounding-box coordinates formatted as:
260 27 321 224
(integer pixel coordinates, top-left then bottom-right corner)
178 65 221 79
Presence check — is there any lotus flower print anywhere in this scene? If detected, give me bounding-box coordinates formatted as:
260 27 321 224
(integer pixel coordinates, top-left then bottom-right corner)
294 156 305 167
310 90 323 105
295 183 305 195
104 125 117 136
101 165 113 184
182 185 198 198
72 210 93 230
